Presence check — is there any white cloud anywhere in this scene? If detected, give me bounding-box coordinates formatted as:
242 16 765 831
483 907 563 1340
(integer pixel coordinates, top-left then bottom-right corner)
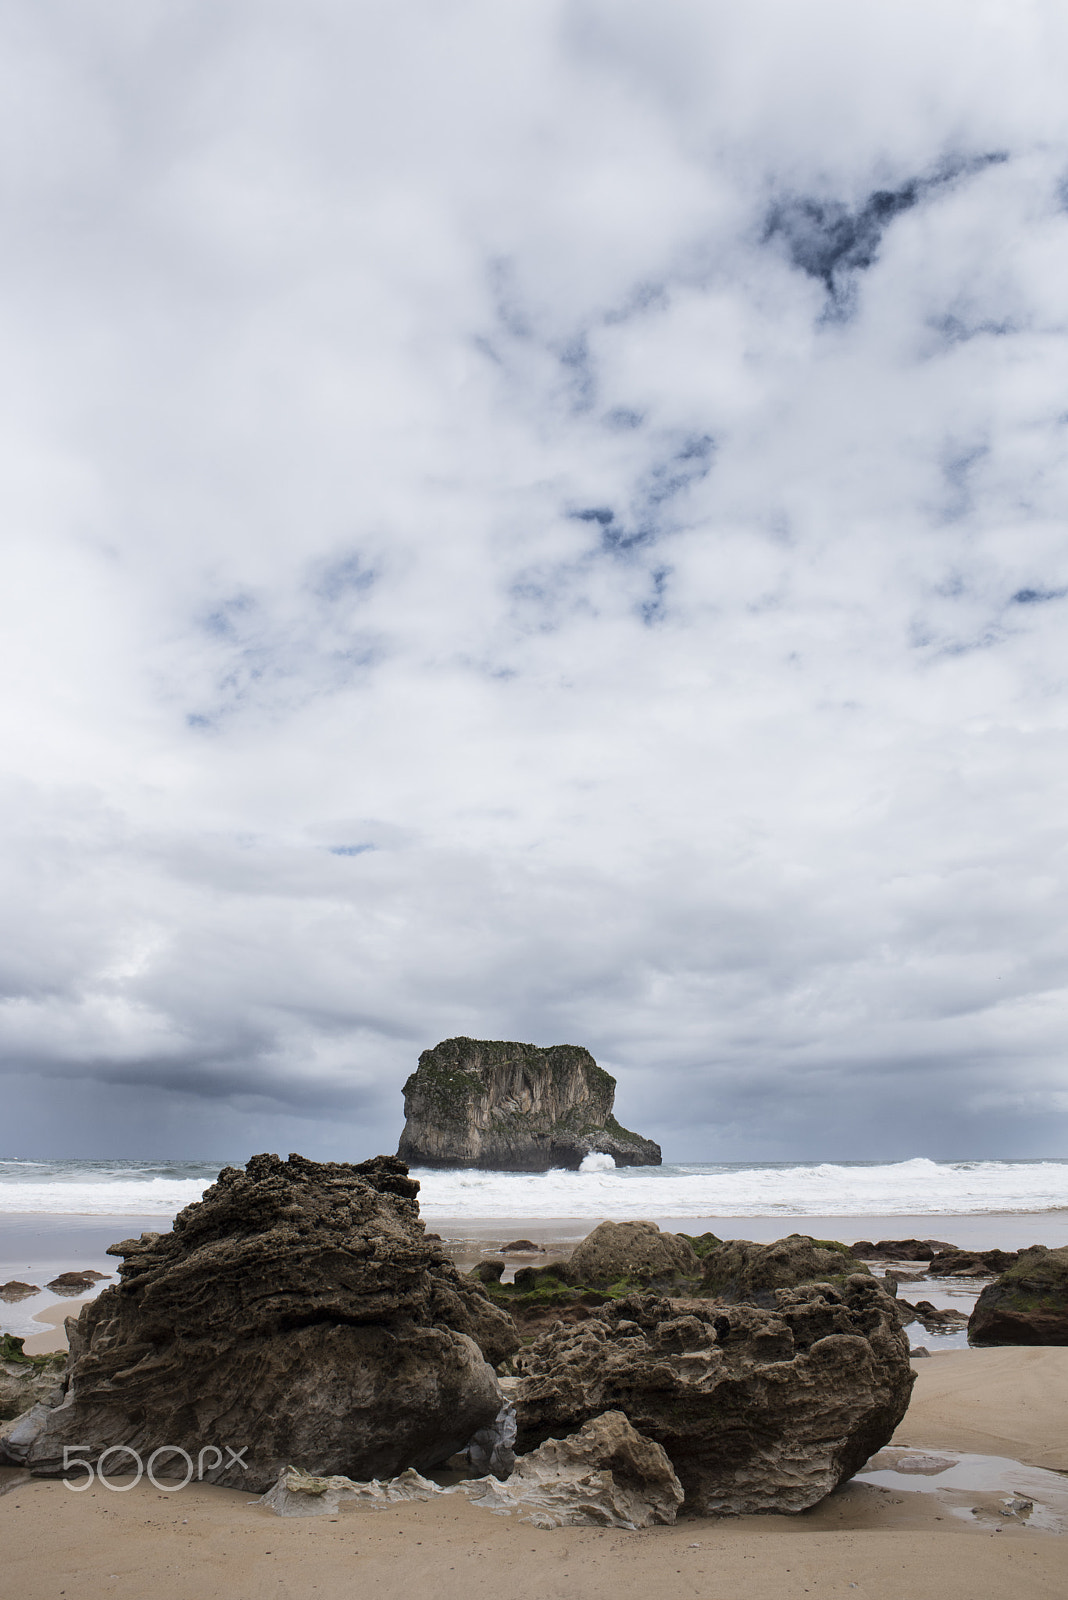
1 1 1067 1160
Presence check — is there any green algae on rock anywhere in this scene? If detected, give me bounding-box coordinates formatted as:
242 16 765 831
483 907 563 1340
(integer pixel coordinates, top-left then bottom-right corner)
0 1335 67 1425
698 1234 872 1306
563 1221 700 1287
968 1244 1068 1345
397 1037 661 1170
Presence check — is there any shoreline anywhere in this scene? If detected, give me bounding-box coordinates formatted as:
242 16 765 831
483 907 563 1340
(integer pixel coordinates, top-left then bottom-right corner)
0 1214 163 1341
422 1210 1068 1250
4 1206 1062 1355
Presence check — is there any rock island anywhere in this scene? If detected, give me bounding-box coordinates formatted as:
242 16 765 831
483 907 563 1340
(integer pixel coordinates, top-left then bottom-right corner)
396 1037 662 1170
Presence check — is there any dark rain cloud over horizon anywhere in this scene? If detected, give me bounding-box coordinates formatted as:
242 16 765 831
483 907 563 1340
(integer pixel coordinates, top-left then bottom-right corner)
2 0 1068 1162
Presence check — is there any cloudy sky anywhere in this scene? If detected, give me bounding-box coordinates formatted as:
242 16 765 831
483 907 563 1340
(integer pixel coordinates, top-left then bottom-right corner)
2 0 1068 1163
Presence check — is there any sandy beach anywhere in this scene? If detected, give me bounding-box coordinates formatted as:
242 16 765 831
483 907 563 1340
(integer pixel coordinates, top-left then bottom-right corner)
3 1348 1068 1600
3 1205 1067 1600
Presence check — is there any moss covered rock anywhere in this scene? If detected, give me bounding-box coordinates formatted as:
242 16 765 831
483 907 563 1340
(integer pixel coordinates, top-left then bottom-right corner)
0 1335 67 1424
563 1221 700 1289
699 1234 871 1306
968 1245 1068 1345
397 1038 661 1170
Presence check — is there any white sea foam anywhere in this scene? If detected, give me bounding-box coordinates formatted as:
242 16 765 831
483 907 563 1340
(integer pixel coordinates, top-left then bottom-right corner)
0 1160 221 1216
578 1152 616 1173
412 1157 1068 1220
0 1155 1065 1220
0 1176 213 1216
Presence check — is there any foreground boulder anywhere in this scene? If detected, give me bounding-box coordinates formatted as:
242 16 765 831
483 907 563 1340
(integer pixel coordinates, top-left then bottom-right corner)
698 1234 871 1304
397 1038 661 1170
514 1277 914 1515
563 1221 701 1288
3 1153 517 1490
259 1410 683 1529
968 1245 1068 1345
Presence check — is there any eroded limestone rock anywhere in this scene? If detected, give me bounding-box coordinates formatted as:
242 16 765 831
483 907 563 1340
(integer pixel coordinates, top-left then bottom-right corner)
44 1271 109 1294
851 1239 956 1261
514 1278 914 1515
4 1153 517 1490
928 1248 1021 1278
259 1410 683 1529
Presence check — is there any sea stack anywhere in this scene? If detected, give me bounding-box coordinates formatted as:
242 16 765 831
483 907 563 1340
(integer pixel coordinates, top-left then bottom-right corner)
397 1037 661 1171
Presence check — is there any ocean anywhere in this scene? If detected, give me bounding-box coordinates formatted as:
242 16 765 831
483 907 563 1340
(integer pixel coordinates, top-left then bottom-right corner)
1 1155 1067 1220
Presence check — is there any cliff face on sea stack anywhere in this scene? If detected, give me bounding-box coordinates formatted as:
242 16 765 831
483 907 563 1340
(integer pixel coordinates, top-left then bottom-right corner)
2 1153 517 1491
396 1038 661 1171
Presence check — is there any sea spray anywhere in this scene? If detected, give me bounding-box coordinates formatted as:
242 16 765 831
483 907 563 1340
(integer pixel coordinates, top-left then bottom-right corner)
1 1156 1066 1220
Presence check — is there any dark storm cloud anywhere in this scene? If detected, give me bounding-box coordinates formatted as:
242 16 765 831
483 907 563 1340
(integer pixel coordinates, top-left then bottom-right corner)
1 0 1067 1159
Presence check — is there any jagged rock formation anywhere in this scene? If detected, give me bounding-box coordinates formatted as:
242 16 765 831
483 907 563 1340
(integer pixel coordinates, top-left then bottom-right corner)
259 1410 684 1529
698 1234 872 1304
968 1245 1068 1345
397 1038 661 1170
499 1409 683 1527
514 1277 914 1515
3 1153 518 1490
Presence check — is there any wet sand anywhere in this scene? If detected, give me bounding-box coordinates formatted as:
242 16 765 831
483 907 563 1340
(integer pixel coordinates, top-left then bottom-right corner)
19 1299 92 1356
896 1347 1068 1470
0 1213 161 1341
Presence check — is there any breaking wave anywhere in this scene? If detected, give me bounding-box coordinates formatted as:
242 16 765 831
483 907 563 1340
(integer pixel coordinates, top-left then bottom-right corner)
1 1155 1065 1220
413 1156 1068 1220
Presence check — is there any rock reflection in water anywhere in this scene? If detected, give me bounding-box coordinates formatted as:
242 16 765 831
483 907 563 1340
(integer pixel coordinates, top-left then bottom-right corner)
857 1447 1068 1533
